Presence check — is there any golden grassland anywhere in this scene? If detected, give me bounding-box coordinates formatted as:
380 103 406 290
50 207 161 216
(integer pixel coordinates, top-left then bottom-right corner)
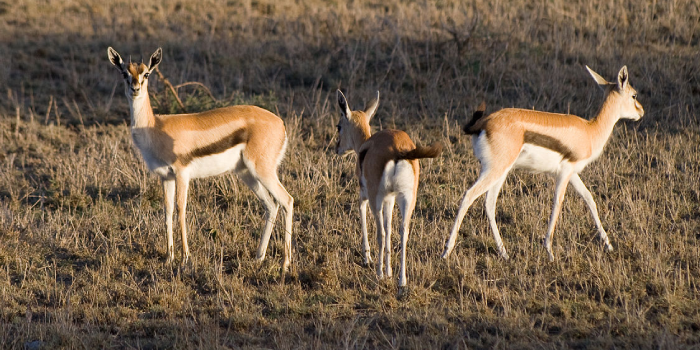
1 0 700 348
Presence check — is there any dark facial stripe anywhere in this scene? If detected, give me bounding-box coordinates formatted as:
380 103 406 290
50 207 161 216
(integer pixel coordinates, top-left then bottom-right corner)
523 131 578 161
181 129 248 165
127 63 148 77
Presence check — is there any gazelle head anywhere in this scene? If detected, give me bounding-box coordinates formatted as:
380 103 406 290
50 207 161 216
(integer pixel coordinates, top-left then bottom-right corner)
586 65 644 121
335 90 379 155
108 47 162 100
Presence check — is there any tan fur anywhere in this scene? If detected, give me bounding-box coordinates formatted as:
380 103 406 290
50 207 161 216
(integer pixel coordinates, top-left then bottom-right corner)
442 66 644 262
477 86 639 164
359 130 420 210
127 63 148 77
108 47 293 270
154 105 286 167
478 109 593 161
335 90 441 287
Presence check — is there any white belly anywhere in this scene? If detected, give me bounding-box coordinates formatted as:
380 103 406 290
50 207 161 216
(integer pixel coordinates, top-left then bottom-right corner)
514 144 565 174
186 144 246 179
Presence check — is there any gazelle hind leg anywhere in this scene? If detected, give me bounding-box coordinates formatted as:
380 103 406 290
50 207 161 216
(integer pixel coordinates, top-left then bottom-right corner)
381 196 396 279
443 133 519 259
238 170 279 263
372 203 386 278
485 173 509 259
396 192 415 287
569 174 613 252
162 178 176 263
442 167 513 259
543 167 574 261
359 198 372 264
257 173 294 272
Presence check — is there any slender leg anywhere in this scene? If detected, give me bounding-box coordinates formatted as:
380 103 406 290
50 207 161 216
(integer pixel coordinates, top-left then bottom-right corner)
162 178 176 263
175 173 191 264
373 203 386 279
442 168 512 258
484 174 509 259
543 168 574 261
569 174 613 252
396 193 414 287
382 196 396 279
238 170 279 263
359 198 372 265
257 173 294 272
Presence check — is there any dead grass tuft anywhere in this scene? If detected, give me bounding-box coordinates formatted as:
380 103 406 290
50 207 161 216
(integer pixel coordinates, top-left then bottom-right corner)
1 0 700 348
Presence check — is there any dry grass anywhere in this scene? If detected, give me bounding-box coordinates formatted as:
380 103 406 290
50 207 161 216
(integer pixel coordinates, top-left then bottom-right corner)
1 0 700 348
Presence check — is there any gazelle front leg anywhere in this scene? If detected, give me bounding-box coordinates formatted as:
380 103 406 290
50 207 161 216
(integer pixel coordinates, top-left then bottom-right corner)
163 178 176 263
569 174 613 252
359 198 372 265
543 166 574 261
176 172 191 264
485 173 509 259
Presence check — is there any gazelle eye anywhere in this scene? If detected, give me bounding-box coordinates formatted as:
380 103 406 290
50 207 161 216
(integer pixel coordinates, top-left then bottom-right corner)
632 94 637 100
144 72 150 79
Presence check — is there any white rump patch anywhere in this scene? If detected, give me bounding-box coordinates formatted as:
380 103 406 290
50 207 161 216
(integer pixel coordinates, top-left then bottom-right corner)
376 160 415 205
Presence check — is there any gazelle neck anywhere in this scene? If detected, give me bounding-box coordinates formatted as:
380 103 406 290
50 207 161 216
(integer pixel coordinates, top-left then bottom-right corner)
128 94 156 129
352 122 372 153
588 91 623 147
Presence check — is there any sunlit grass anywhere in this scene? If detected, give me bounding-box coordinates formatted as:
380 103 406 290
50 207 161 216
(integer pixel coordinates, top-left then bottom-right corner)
1 0 699 348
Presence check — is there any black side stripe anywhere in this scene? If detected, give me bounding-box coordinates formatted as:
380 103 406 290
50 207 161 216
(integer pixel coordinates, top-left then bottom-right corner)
181 128 248 165
523 131 578 161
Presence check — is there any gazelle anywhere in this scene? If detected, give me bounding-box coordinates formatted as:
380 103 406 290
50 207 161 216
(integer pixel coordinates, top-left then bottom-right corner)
335 90 442 287
441 66 644 261
107 46 294 270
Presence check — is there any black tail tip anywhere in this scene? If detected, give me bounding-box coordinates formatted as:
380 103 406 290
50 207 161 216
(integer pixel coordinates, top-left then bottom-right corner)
463 101 487 135
398 142 443 160
417 142 443 159
429 142 444 156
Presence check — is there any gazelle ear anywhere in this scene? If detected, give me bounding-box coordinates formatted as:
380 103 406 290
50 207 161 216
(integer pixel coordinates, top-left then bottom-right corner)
337 90 352 120
107 47 125 71
364 91 380 120
617 66 629 90
148 47 163 72
586 65 609 91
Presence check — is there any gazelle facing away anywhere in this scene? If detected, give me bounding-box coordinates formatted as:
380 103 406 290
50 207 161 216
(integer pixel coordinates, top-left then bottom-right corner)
107 47 294 270
335 90 442 287
442 66 644 261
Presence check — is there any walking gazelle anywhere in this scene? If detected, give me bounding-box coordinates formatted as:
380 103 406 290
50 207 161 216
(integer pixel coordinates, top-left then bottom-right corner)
107 47 294 270
335 90 442 287
441 66 644 261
